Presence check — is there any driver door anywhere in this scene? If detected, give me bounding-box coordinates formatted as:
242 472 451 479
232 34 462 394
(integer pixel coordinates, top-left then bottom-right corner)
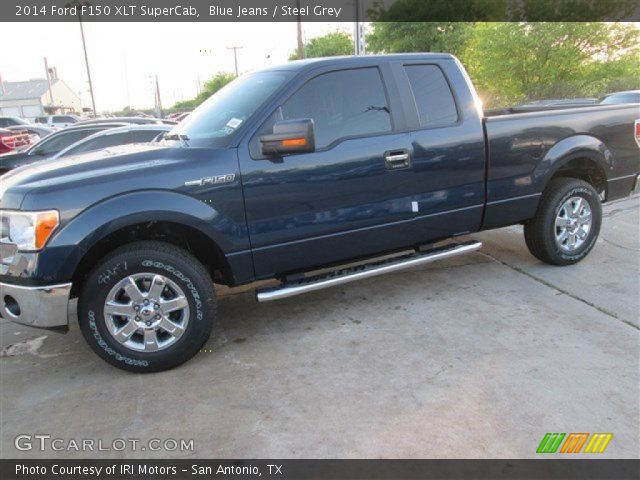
238 66 414 278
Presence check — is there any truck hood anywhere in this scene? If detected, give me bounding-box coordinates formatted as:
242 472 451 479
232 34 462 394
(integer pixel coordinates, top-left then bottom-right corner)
0 144 161 207
0 143 236 212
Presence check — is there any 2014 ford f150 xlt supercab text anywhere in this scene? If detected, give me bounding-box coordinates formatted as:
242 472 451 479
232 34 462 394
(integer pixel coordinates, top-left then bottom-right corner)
1 54 639 372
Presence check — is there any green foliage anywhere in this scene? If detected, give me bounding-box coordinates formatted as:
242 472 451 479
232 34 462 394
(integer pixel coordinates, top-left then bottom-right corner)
520 0 638 21
367 0 508 22
171 72 236 110
460 23 640 107
289 31 353 60
366 0 638 21
367 22 473 56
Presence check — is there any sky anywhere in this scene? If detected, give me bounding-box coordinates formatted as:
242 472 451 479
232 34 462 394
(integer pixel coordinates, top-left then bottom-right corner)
0 22 350 112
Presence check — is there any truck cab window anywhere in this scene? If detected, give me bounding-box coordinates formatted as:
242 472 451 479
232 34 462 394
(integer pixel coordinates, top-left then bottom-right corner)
282 68 392 149
404 65 458 127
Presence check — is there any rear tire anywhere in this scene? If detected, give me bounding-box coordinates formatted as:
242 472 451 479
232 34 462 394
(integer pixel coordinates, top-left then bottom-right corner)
78 241 216 373
524 178 601 265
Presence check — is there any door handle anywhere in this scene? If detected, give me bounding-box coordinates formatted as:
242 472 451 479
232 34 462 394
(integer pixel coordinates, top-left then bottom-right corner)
385 150 410 170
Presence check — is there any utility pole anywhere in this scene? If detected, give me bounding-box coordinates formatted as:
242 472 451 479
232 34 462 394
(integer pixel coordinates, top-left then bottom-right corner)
123 54 131 109
78 10 97 115
227 46 243 76
296 0 304 59
155 74 163 118
43 57 55 108
353 0 366 55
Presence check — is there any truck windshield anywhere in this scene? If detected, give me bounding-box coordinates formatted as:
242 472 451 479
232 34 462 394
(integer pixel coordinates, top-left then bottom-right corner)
168 70 292 148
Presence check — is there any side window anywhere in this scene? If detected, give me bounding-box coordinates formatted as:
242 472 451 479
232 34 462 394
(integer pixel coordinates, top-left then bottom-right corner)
0 119 8 127
34 129 94 155
54 115 75 123
404 65 458 127
67 132 131 155
281 68 392 149
132 130 163 143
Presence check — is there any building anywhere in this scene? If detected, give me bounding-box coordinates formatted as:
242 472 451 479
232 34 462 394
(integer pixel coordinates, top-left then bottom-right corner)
0 75 81 121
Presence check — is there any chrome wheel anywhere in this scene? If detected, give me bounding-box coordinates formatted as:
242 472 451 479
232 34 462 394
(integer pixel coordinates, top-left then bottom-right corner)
554 196 592 252
103 273 190 352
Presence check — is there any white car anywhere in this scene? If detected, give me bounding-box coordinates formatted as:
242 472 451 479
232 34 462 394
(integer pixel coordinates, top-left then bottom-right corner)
34 114 80 129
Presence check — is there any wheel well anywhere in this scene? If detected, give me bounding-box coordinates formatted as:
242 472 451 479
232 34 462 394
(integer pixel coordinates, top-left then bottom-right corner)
550 157 607 198
71 221 231 297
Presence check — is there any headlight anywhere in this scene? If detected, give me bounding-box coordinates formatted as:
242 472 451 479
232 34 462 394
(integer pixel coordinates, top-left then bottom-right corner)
0 210 59 251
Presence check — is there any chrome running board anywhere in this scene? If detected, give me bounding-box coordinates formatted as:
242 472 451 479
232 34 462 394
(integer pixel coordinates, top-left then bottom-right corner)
256 240 482 302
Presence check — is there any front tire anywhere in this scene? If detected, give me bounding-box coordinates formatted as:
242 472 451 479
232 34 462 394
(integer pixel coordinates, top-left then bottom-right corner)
78 241 216 373
524 178 602 265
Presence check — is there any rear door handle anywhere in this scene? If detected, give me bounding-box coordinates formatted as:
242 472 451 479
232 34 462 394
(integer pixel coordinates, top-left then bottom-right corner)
384 150 410 170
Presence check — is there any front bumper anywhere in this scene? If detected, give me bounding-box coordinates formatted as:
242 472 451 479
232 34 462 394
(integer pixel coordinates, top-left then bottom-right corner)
0 281 71 328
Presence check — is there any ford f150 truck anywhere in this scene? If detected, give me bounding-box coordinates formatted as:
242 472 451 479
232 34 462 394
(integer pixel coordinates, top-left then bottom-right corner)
1 54 639 372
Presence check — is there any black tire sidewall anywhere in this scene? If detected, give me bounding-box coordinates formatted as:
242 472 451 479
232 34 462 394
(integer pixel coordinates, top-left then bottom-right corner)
78 246 214 372
545 182 601 263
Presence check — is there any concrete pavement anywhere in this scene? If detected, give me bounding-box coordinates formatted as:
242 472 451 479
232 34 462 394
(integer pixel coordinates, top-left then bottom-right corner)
1 196 638 459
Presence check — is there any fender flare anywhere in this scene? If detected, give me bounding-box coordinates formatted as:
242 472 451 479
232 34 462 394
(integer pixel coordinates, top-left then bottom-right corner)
535 134 613 192
47 190 247 281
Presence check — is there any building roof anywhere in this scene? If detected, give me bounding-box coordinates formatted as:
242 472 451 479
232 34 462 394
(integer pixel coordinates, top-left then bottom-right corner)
0 78 57 101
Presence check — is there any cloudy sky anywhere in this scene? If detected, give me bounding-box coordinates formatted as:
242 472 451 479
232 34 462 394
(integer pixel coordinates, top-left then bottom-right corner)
0 22 348 112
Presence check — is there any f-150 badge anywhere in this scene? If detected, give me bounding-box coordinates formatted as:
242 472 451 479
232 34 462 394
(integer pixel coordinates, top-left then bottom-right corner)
185 174 236 187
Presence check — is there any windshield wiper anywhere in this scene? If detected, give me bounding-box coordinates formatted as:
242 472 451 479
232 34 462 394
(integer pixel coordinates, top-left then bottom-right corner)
163 133 190 146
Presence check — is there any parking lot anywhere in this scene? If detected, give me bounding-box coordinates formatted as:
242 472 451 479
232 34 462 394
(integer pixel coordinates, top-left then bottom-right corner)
1 195 638 459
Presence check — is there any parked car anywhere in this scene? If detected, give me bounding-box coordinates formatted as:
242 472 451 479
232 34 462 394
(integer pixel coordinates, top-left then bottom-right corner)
600 90 640 105
174 112 191 122
74 117 165 126
0 123 128 175
0 116 30 128
166 112 191 122
34 114 80 129
6 124 54 141
0 128 31 154
53 124 172 159
1 54 638 372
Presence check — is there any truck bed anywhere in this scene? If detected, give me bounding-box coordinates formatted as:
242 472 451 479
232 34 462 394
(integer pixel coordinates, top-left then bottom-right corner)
481 103 640 229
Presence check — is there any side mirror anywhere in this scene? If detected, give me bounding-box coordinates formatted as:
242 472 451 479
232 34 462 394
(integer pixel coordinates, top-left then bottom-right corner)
260 119 315 156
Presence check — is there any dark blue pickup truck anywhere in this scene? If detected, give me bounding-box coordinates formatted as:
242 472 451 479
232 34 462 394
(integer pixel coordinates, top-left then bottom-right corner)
1 54 639 372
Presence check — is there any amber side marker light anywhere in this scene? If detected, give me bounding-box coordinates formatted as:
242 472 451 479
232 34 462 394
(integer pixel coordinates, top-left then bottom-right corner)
282 138 307 147
35 211 60 249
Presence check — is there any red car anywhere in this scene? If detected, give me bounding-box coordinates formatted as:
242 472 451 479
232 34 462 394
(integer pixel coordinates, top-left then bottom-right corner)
0 128 32 154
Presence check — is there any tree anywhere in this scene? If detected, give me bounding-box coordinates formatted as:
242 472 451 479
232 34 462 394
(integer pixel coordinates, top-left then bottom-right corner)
366 22 473 57
365 0 638 22
171 72 236 110
289 31 353 60
460 22 640 107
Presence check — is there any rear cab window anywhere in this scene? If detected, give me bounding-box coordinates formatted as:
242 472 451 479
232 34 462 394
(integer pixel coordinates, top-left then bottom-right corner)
404 64 458 128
